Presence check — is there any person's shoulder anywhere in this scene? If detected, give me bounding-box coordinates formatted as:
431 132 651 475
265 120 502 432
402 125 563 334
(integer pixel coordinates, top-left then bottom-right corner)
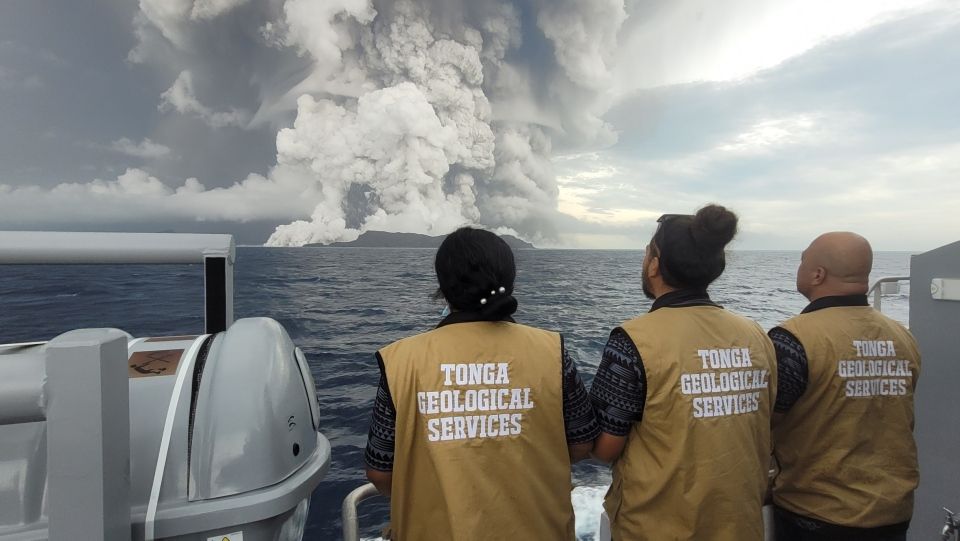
617 313 648 330
717 307 763 327
380 326 442 353
506 321 561 341
500 320 550 333
873 311 917 341
779 309 823 329
872 309 908 327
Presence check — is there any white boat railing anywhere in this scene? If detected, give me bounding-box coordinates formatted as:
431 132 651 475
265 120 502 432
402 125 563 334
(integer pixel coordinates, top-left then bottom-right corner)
867 276 909 312
0 231 235 333
342 483 382 541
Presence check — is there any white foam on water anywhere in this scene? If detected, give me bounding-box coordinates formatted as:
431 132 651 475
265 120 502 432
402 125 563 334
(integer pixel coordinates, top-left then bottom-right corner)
360 484 610 541
573 485 608 540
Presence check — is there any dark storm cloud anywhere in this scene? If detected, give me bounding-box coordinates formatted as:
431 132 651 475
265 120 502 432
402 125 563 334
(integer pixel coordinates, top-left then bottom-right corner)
0 0 278 190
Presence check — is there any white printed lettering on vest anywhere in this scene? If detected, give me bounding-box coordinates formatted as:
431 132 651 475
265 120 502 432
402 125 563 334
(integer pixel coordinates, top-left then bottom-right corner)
427 413 524 442
692 392 761 418
840 340 912 398
417 389 534 414
423 363 533 442
852 340 897 357
680 370 769 395
697 347 753 369
683 347 767 419
440 362 511 386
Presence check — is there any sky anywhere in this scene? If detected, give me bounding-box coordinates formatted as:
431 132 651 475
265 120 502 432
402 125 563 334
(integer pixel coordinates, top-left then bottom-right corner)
0 0 957 250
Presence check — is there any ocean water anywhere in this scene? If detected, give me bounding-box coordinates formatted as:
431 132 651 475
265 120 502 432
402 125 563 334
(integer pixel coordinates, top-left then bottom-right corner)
0 248 912 539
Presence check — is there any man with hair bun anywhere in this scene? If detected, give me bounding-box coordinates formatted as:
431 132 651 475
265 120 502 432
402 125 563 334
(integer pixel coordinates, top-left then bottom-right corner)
589 204 777 540
769 232 921 540
364 226 599 540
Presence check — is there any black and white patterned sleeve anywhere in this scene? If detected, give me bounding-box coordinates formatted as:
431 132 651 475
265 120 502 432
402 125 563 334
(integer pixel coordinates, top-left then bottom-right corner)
768 327 808 414
364 353 396 472
561 337 601 445
588 328 647 437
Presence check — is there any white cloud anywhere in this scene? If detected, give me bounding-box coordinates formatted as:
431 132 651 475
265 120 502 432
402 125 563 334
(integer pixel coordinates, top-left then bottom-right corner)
132 0 251 54
716 115 828 154
536 0 626 90
190 0 250 20
107 137 172 159
560 2 960 250
159 71 250 128
553 133 960 250
0 167 318 225
612 0 943 95
558 112 848 199
554 155 658 224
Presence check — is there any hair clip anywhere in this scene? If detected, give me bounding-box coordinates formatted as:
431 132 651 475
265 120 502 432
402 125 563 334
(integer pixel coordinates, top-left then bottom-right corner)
482 286 506 306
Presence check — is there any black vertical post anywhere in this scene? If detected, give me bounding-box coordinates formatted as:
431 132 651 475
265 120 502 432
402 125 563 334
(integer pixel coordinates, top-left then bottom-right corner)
204 257 228 333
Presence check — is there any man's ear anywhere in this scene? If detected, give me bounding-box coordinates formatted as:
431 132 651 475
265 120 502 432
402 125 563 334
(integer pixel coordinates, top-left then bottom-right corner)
811 266 827 286
648 255 661 279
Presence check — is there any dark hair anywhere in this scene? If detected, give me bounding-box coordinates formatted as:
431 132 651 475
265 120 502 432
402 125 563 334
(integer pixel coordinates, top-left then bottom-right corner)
435 227 518 320
651 204 738 289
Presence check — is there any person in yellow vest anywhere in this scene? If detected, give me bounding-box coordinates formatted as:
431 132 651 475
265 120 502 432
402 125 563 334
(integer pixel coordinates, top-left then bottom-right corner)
589 204 777 541
364 226 600 540
769 232 921 541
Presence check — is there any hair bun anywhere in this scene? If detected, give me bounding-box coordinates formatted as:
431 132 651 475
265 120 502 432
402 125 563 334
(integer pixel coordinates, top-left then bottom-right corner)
435 227 518 317
478 292 518 321
690 204 738 250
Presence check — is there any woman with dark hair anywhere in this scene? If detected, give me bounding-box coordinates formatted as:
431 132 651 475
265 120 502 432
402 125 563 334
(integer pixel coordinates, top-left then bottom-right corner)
589 204 777 541
364 226 599 540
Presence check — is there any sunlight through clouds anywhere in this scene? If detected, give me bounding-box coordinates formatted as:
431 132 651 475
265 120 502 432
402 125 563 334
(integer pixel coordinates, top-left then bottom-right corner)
613 0 946 93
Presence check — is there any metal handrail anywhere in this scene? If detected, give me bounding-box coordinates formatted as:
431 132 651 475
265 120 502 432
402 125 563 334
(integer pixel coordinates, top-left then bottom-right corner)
0 231 235 333
0 231 233 264
342 483 382 541
867 276 909 312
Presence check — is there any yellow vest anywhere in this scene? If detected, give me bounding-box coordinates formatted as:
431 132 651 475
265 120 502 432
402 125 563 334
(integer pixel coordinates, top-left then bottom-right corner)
380 321 574 541
774 306 921 527
608 306 776 541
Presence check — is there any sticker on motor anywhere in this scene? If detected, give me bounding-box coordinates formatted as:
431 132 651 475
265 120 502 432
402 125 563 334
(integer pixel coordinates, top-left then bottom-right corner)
128 349 184 378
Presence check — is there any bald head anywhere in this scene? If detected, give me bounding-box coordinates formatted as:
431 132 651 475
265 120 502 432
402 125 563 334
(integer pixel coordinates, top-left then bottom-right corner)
796 232 873 301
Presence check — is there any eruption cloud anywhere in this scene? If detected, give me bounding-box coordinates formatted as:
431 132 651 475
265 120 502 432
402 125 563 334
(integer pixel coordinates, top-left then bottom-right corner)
132 0 626 245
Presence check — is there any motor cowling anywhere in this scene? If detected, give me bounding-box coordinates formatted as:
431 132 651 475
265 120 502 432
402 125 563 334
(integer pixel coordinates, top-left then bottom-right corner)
0 318 330 541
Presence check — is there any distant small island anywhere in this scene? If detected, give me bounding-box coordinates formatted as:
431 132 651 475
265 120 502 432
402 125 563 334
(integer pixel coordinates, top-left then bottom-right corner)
306 231 536 249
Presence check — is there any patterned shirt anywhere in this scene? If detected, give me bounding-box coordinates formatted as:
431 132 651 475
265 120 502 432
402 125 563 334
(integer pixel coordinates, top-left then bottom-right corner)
768 327 808 413
365 316 600 472
589 328 646 436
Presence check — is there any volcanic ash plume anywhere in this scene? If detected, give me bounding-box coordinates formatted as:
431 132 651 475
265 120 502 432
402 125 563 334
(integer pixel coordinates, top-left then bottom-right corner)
269 82 482 245
134 0 626 245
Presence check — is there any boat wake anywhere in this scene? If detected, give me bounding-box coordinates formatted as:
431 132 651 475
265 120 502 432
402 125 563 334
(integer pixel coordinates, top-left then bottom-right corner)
360 484 608 541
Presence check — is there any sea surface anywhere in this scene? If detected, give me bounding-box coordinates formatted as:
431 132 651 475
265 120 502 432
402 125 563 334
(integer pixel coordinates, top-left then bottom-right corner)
0 248 912 539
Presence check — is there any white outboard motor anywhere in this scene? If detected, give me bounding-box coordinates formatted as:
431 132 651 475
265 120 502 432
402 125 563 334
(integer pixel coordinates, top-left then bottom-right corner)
0 232 331 541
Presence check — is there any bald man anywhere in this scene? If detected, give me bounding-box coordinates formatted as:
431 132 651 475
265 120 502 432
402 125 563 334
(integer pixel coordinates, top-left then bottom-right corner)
769 232 921 541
